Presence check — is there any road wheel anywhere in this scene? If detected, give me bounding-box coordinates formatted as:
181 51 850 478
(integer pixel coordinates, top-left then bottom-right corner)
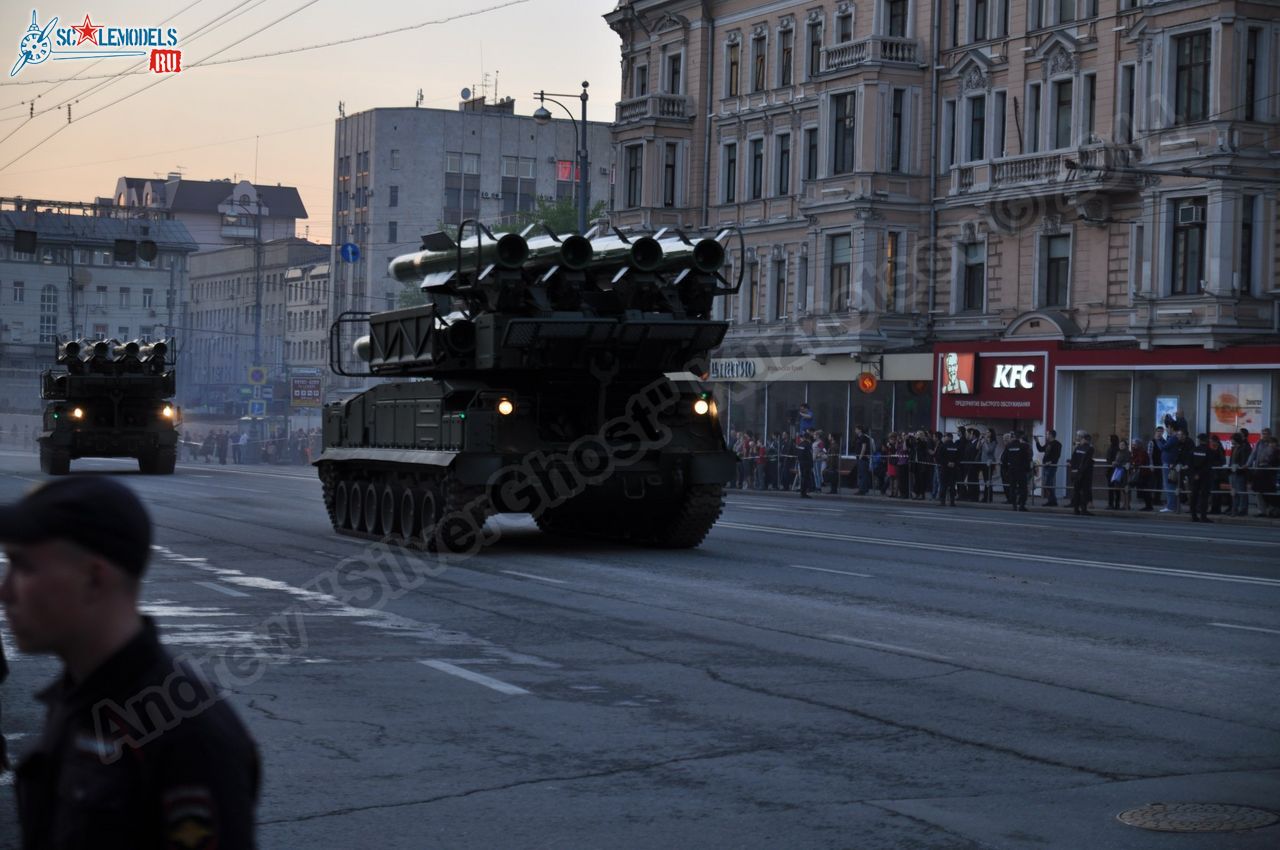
399 488 418 541
647 484 725 549
151 448 176 475
47 449 70 476
380 484 398 537
334 480 350 530
348 482 365 531
417 487 439 549
137 452 154 474
363 483 380 534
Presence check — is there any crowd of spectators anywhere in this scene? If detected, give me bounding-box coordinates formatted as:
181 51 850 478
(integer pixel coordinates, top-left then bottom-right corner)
182 428 320 466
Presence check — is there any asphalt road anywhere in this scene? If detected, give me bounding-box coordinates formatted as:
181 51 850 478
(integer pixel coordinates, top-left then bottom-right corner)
1 450 1278 849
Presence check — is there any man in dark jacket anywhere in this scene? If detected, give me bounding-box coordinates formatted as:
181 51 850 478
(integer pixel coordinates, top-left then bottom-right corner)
795 434 814 498
1068 431 1095 516
1034 430 1062 506
0 477 260 849
1002 431 1032 511
936 432 961 507
1187 433 1217 523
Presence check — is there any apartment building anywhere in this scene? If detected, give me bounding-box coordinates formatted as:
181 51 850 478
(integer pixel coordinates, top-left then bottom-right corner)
607 0 1279 447
284 259 330 424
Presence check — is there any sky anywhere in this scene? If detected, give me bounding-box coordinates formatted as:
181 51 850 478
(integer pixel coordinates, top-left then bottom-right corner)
0 0 624 245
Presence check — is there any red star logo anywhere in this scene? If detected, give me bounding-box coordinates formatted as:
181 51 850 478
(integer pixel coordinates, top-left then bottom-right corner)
71 15 101 46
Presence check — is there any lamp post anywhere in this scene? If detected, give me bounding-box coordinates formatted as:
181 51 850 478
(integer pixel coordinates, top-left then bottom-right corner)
532 81 590 233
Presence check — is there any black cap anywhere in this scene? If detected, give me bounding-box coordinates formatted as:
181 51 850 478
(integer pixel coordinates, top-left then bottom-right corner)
0 477 151 576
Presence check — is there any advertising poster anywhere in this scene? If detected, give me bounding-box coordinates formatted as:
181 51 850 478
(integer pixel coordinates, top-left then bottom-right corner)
1155 396 1179 429
939 352 976 395
1208 383 1264 447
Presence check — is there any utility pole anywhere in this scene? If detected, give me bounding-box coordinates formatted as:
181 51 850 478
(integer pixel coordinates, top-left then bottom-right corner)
253 196 262 369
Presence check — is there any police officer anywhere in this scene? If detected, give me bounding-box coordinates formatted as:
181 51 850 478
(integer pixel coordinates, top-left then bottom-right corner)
1187 433 1216 523
937 432 962 507
0 477 260 849
1069 431 1096 516
1001 430 1032 511
795 433 814 498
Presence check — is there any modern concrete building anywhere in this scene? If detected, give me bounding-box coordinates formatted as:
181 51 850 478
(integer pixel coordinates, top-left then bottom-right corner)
283 258 331 428
328 96 615 340
0 198 196 414
606 0 1280 447
186 238 329 415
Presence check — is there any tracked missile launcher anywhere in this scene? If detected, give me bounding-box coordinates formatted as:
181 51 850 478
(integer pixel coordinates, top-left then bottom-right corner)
38 338 179 475
316 222 741 551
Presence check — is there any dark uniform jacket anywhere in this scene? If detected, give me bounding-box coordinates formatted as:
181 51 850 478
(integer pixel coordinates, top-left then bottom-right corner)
1001 440 1031 477
1069 443 1095 476
1188 444 1215 479
16 619 259 850
937 442 962 472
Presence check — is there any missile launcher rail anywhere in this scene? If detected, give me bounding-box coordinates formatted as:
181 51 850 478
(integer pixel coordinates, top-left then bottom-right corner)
38 337 180 475
316 222 742 552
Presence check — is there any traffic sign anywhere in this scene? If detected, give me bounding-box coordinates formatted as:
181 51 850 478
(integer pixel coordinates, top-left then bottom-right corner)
261 386 274 400
248 400 267 417
340 243 361 263
247 366 267 385
252 385 262 399
238 386 253 399
291 377 322 407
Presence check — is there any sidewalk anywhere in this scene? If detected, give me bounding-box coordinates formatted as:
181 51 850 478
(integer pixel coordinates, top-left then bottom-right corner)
725 484 1280 529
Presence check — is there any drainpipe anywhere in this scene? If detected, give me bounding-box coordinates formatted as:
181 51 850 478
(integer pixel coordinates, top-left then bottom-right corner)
702 0 715 229
927 0 941 317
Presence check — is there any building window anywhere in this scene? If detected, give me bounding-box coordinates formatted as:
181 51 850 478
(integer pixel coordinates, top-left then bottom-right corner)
727 41 740 96
1240 195 1256 291
119 287 130 307
1082 74 1096 141
752 34 767 92
723 143 738 203
12 280 24 303
885 231 905 313
1027 83 1042 153
797 255 809 312
943 99 957 168
1171 197 1207 295
968 95 986 162
463 153 479 175
625 145 643 208
747 262 760 320
39 284 57 342
143 288 154 309
749 138 764 200
634 63 648 97
829 233 852 311
962 242 985 311
389 185 398 207
666 52 682 95
778 28 794 87
663 143 678 207
95 285 107 307
805 127 819 180
890 89 906 173
993 91 1007 158
1118 64 1136 143
837 11 853 43
832 92 856 175
776 134 791 195
1245 28 1260 121
951 0 960 47
1051 79 1073 149
390 149 400 170
388 222 398 243
973 0 988 41
807 20 824 79
773 258 787 319
1174 31 1211 124
887 0 908 37
1043 234 1070 307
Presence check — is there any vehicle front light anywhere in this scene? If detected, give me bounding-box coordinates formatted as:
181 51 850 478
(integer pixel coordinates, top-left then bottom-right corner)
693 398 710 416
71 407 84 420
497 398 515 416
162 405 174 418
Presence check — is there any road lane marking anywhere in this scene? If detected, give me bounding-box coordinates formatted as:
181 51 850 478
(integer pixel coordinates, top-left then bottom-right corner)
887 510 1280 546
824 633 954 662
418 660 530 695
193 580 250 598
1209 622 1280 636
788 564 874 579
1108 530 1280 547
731 503 844 515
715 521 1280 587
500 570 567 585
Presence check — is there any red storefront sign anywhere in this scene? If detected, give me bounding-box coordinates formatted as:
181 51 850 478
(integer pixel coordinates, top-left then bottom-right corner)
937 351 1049 420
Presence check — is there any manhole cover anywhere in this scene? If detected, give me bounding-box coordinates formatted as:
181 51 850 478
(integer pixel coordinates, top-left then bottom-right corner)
1117 803 1280 833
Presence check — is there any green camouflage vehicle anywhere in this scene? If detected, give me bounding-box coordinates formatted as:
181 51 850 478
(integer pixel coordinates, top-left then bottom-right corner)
39 338 179 475
316 223 741 552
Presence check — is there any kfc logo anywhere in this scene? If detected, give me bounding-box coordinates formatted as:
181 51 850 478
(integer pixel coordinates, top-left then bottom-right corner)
993 363 1036 390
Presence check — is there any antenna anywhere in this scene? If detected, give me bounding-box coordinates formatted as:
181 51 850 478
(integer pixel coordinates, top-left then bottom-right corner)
337 100 345 117
415 88 423 108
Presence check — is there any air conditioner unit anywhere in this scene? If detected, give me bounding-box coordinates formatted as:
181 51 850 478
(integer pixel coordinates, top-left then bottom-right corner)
1177 204 1204 225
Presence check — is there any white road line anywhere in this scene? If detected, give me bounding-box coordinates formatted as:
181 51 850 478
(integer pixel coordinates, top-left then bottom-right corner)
1209 622 1280 636
823 633 954 662
1109 530 1280 547
418 660 530 695
192 580 251 598
788 564 874 579
731 503 844 514
500 570 567 585
887 509 1280 546
715 521 1280 587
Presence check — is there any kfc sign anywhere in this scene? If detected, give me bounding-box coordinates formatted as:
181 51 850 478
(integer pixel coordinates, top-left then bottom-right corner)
993 363 1036 389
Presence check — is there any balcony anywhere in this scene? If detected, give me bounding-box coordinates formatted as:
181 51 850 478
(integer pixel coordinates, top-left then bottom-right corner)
822 36 921 73
615 93 693 124
947 144 1141 199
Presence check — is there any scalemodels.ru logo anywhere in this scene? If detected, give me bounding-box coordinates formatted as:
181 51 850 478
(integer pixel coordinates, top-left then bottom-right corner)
10 9 181 77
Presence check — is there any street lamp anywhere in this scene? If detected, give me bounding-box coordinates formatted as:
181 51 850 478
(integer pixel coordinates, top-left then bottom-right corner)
532 81 590 233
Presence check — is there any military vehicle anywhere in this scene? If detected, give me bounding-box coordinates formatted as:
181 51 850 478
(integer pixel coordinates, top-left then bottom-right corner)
316 222 741 551
38 338 179 475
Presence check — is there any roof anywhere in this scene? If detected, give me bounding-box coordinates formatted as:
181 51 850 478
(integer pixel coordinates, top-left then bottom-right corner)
165 180 307 218
0 211 198 251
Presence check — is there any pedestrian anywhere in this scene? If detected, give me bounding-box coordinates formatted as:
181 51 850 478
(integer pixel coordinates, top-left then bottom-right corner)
853 425 872 495
1187 433 1216 523
795 433 814 499
977 428 997 503
232 431 243 464
1107 438 1130 509
0 477 260 848
1069 430 1095 515
1157 429 1184 512
202 431 215 464
1246 427 1274 516
1001 431 1031 511
812 432 828 492
1229 429 1252 517
796 403 815 434
1129 438 1153 511
1208 435 1230 516
936 432 961 507
216 429 229 465
1163 408 1189 437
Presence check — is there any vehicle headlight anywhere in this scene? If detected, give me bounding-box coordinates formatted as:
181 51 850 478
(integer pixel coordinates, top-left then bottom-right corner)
162 405 174 418
497 398 515 416
71 407 84 420
693 398 710 416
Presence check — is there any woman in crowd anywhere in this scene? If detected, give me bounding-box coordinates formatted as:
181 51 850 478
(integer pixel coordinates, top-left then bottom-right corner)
1108 438 1131 509
1229 431 1252 517
1129 437 1153 511
977 428 998 503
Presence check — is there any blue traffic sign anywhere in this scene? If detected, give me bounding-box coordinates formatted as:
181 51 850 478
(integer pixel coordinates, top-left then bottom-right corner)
340 242 361 263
